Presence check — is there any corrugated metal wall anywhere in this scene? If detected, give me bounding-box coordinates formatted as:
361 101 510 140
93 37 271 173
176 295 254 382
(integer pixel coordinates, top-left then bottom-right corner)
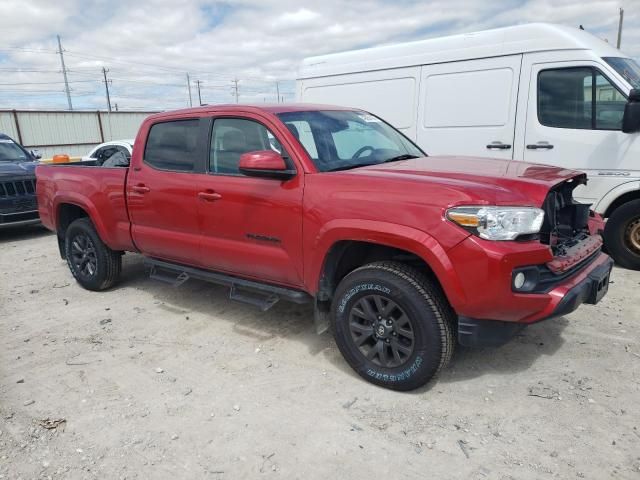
0 110 156 158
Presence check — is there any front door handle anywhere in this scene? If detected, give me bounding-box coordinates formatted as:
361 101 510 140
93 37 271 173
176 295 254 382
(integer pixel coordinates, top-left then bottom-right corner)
526 142 554 150
132 184 150 194
198 191 222 202
486 141 512 150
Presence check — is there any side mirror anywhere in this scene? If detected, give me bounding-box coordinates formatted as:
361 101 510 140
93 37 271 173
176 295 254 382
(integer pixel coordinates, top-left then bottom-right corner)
30 149 42 159
622 88 640 133
238 150 296 180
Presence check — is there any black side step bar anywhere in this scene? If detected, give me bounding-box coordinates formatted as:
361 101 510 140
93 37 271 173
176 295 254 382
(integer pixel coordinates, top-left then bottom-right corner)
145 258 311 312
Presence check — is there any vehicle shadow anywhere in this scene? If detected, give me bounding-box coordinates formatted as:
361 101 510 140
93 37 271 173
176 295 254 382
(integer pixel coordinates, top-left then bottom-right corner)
0 224 52 244
116 254 569 388
118 254 332 355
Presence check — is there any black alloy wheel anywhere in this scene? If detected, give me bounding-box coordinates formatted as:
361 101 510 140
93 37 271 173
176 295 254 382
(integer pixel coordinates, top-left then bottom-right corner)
349 294 415 368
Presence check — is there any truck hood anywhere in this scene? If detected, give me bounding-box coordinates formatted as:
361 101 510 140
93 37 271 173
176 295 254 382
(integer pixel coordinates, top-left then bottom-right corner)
0 160 39 178
345 156 585 207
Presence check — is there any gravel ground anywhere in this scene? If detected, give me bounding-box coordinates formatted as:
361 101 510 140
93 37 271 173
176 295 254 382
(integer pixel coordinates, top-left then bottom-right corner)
1 225 639 480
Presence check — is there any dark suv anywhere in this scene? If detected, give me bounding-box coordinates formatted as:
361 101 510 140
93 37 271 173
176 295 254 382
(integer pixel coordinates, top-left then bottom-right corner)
0 133 41 228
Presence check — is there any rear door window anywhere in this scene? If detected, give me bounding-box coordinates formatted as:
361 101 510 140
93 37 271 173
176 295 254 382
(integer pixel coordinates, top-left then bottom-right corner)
144 119 201 172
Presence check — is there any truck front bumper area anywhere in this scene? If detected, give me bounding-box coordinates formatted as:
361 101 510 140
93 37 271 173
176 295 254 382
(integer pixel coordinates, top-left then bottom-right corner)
457 254 613 347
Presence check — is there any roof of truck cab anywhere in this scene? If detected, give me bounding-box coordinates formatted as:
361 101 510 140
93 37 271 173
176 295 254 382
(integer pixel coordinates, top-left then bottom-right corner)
298 23 627 79
147 103 357 121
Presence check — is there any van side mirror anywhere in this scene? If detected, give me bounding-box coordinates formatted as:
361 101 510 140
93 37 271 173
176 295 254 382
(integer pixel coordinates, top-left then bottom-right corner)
30 149 42 159
622 89 640 133
238 150 296 180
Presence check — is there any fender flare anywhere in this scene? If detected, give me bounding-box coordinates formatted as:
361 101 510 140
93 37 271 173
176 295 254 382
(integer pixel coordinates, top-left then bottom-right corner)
306 219 468 309
595 180 640 216
53 192 111 245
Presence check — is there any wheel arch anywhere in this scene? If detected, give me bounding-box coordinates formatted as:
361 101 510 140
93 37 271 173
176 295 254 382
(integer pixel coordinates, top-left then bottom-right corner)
595 181 640 218
54 197 106 258
309 221 467 312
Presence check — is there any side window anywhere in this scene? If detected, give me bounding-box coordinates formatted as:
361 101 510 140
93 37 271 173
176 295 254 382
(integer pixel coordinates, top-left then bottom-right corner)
96 146 117 164
144 119 200 172
331 120 397 159
209 118 284 175
538 68 626 130
115 145 131 159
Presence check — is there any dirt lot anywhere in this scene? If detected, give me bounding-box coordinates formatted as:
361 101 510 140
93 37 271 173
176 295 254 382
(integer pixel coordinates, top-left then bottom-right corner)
1 226 639 480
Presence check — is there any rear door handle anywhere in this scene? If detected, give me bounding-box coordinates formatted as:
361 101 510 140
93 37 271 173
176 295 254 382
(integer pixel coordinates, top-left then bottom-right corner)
132 184 150 194
526 142 554 150
198 191 222 201
486 141 512 150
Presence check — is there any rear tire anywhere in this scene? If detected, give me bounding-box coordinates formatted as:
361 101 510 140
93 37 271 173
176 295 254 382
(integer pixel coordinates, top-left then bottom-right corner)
603 199 640 270
64 218 121 290
331 261 454 391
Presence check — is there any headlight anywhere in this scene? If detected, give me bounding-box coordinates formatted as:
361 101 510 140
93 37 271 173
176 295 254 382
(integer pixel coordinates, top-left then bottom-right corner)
447 206 545 241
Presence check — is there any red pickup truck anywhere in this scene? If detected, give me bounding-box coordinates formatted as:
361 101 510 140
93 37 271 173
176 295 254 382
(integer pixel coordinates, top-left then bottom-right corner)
36 104 613 391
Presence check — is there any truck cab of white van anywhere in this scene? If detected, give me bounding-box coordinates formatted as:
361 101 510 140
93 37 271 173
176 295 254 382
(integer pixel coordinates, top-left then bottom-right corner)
297 23 640 269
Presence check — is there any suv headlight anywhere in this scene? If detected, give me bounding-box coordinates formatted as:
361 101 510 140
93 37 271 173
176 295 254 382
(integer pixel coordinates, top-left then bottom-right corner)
447 206 545 241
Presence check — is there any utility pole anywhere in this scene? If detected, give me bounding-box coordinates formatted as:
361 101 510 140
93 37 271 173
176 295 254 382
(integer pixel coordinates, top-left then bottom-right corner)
195 80 203 106
276 81 280 103
617 7 624 49
56 35 73 110
233 78 239 103
102 67 112 112
186 73 193 107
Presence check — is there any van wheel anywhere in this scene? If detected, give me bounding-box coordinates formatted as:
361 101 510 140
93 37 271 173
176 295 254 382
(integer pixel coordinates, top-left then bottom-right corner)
331 261 454 391
64 218 122 290
604 199 640 270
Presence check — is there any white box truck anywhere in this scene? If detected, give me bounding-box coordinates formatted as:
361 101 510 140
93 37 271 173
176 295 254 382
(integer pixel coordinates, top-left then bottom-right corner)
297 23 640 269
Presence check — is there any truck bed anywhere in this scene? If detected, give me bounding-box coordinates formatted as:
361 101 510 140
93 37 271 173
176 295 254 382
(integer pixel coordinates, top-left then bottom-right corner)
36 163 135 251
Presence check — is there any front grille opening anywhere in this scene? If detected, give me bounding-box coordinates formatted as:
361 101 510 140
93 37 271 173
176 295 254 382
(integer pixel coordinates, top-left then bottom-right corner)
540 177 591 255
0 179 36 197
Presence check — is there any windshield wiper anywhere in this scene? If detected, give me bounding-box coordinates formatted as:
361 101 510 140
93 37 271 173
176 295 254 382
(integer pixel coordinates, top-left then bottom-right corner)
382 154 420 163
326 154 421 172
326 162 378 172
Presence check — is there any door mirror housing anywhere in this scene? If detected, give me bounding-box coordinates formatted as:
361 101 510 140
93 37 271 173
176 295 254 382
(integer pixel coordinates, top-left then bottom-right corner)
238 150 296 180
622 88 640 133
30 149 42 160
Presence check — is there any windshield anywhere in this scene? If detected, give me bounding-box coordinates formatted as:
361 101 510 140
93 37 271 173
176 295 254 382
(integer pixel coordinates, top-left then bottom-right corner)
604 57 640 90
0 138 30 162
276 110 425 172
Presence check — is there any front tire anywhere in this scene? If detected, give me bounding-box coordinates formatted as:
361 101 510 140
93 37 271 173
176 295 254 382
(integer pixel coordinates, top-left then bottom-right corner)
64 218 121 291
331 261 454 391
603 199 640 270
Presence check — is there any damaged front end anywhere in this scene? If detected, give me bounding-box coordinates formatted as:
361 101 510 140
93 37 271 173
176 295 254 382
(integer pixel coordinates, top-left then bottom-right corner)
539 175 603 274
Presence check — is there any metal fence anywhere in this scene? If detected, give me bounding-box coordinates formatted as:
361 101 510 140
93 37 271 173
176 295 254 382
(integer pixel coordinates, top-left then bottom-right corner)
0 110 157 158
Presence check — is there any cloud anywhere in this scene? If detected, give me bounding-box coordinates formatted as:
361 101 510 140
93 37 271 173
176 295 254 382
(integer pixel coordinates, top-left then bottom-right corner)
0 0 637 110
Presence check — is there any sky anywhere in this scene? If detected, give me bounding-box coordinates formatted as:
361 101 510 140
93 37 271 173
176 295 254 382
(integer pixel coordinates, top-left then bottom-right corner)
0 0 638 111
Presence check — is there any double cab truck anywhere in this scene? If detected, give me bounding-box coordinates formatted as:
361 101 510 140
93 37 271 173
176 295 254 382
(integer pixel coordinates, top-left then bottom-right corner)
0 133 41 228
36 104 613 390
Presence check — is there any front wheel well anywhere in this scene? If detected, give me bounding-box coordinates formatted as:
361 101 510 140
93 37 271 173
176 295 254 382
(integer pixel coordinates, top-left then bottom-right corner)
317 240 446 309
604 190 640 218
